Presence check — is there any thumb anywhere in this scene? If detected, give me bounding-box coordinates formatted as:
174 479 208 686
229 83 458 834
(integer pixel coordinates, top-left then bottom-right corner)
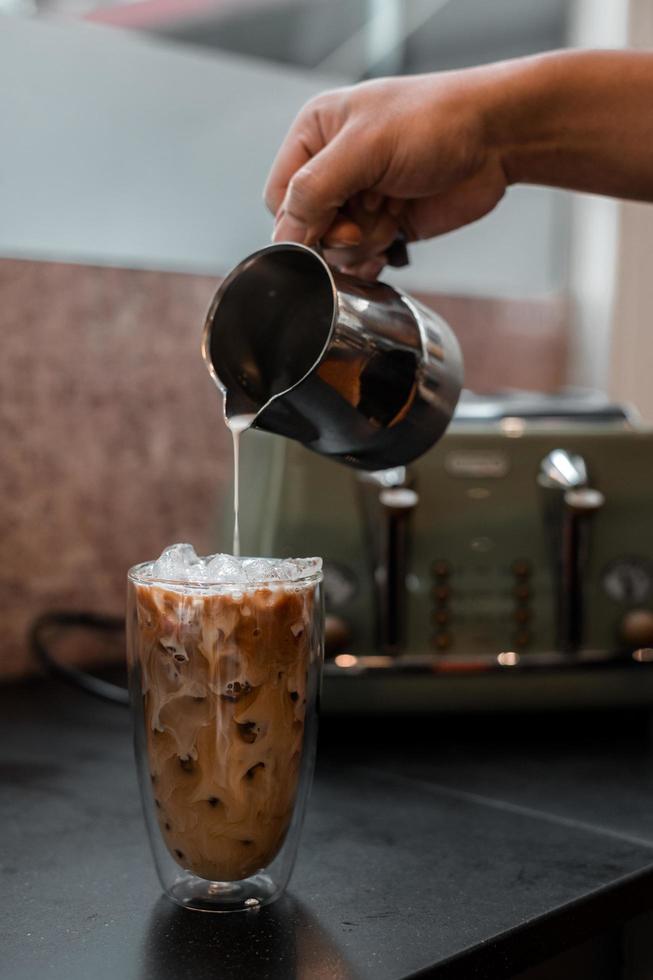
273 133 374 245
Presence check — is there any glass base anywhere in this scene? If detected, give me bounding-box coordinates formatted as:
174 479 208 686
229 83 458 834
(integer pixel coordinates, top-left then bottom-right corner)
166 871 283 913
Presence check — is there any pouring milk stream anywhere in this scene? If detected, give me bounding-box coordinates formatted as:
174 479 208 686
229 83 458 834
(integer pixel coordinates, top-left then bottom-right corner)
225 413 256 556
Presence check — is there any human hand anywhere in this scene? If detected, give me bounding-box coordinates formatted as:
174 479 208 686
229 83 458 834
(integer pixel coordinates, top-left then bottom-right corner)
264 69 509 277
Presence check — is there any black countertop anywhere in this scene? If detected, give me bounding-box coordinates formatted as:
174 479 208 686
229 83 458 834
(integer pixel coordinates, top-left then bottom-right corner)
3 678 653 980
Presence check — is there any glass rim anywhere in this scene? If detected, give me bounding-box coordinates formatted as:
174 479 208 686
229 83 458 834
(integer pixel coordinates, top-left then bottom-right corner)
127 557 323 591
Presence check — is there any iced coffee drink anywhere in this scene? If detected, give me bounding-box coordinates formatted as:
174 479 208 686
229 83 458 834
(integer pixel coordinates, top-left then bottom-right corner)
127 545 323 908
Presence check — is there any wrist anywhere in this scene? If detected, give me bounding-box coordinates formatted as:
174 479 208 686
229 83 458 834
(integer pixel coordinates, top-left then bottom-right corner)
478 52 568 186
478 49 649 194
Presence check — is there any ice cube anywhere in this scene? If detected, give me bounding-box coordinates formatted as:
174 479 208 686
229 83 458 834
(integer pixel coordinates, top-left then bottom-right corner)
204 554 247 584
151 543 201 581
243 558 279 583
291 557 322 580
280 559 318 581
276 560 300 581
145 548 322 588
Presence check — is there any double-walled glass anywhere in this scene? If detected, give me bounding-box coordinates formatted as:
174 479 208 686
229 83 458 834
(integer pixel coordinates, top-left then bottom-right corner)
127 562 323 912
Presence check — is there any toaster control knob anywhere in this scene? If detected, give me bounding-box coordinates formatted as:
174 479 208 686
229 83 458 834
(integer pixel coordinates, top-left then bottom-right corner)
512 559 531 579
603 558 653 604
621 609 653 648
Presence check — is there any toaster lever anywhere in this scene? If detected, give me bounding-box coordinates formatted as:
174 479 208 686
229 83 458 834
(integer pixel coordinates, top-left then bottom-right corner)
356 467 417 656
561 487 605 652
378 486 419 655
539 450 604 654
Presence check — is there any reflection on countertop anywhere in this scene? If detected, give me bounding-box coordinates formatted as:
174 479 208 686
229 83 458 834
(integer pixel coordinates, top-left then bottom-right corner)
141 893 355 980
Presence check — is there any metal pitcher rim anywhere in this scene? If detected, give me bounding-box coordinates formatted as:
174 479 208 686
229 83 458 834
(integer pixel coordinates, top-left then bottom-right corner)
201 242 339 420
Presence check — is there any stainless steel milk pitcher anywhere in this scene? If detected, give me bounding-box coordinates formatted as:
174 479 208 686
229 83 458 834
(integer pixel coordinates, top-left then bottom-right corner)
202 243 463 470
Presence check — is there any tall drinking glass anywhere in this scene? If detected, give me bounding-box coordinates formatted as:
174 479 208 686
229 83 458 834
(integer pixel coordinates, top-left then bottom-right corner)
126 555 323 912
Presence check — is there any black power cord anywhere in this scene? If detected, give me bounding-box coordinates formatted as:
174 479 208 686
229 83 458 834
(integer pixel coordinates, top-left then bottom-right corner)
29 611 129 706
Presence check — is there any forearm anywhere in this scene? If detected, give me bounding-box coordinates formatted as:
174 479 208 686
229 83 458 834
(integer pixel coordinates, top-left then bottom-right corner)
483 49 653 202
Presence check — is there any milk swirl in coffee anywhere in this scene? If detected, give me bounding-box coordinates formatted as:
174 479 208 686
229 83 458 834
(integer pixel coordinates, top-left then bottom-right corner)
132 549 321 882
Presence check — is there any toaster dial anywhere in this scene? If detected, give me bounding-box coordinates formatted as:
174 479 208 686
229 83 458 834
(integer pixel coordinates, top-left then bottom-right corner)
602 558 653 605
